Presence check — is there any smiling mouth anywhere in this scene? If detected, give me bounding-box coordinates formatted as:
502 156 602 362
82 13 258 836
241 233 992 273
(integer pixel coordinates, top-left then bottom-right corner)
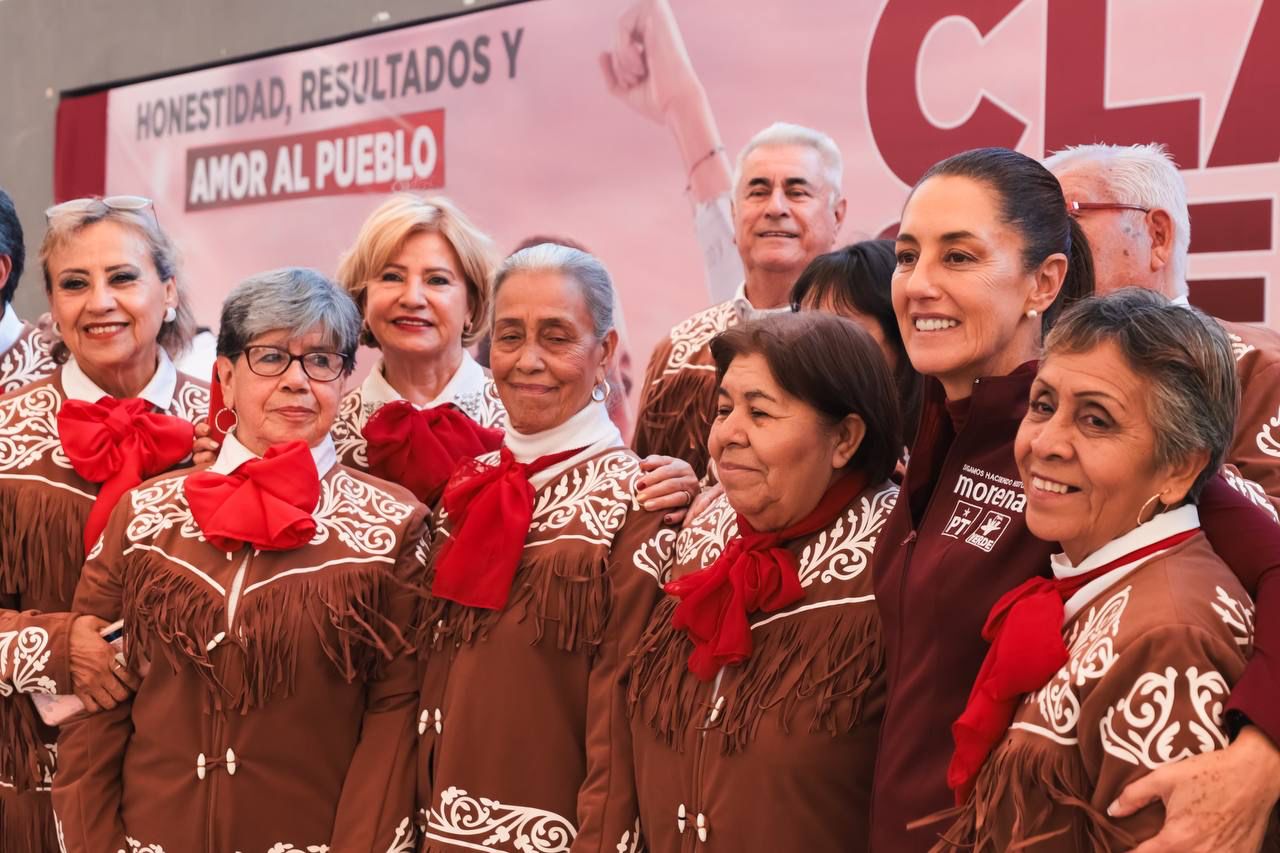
757 231 798 238
914 318 959 332
1032 475 1079 495
83 322 128 337
392 318 435 329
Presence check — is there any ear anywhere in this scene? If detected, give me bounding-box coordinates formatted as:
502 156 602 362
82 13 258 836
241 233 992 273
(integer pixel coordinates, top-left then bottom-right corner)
830 413 867 470
1026 252 1068 316
1156 448 1211 508
162 277 179 310
832 195 848 229
1147 208 1175 273
0 255 11 293
729 198 740 245
215 354 237 410
597 329 619 384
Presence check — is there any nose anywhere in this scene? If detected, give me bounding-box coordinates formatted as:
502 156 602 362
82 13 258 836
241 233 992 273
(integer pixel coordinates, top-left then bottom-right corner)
899 257 941 302
513 340 545 374
712 404 749 450
278 356 311 392
764 185 789 217
84 278 117 313
1028 409 1073 462
399 274 428 308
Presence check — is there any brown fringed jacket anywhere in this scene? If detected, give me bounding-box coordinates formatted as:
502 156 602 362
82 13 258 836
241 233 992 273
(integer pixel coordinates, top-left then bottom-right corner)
1221 319 1280 510
0 318 57 395
331 353 505 471
414 443 672 853
934 518 1278 851
628 481 898 853
52 435 428 853
0 359 206 853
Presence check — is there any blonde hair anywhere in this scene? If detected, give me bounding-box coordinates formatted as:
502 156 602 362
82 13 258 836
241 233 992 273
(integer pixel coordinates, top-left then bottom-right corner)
40 201 196 364
336 194 498 348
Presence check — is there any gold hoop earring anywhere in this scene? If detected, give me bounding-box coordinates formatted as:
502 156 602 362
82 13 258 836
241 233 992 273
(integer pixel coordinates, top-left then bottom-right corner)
591 380 610 403
1136 493 1165 526
213 407 238 435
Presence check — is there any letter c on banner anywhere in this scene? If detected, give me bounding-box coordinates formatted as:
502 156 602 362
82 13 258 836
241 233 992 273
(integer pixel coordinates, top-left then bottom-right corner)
866 0 1026 185
412 126 438 179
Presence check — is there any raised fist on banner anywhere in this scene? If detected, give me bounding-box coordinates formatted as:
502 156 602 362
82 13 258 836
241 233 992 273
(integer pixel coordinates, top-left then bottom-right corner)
599 0 702 126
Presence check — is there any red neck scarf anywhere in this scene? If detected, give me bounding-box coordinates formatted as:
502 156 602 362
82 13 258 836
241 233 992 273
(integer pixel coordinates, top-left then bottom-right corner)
183 441 321 552
58 396 195 550
431 444 586 610
948 527 1201 801
362 400 504 504
666 472 868 681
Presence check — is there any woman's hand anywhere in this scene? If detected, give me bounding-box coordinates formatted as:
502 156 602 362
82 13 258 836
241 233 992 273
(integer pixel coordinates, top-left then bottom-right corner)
637 455 699 525
69 615 139 713
192 421 220 468
1109 726 1280 852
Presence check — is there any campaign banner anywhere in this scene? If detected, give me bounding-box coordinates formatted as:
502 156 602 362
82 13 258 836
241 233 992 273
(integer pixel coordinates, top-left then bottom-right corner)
93 0 1280 403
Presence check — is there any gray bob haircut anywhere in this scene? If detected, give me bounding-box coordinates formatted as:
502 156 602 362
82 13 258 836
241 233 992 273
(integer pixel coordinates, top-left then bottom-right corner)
492 243 615 340
733 121 844 207
1044 287 1237 501
217 267 361 371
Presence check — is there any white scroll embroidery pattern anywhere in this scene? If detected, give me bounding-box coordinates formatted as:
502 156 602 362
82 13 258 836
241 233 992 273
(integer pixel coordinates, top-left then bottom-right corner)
426 786 575 852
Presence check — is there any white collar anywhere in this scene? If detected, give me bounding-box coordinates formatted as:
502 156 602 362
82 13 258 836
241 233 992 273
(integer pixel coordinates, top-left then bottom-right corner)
209 430 338 479
503 399 623 488
0 304 22 354
1051 503 1200 621
732 281 793 321
62 349 178 408
361 351 487 410
1170 293 1191 307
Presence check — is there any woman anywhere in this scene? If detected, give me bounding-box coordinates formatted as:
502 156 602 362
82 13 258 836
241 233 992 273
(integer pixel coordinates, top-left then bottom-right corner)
791 239 925 446
414 244 670 852
871 147 1280 852
628 311 901 852
53 268 427 853
0 197 204 852
937 290 1276 851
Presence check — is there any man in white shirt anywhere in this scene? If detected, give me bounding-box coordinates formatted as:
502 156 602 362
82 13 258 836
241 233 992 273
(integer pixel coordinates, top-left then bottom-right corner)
0 187 57 394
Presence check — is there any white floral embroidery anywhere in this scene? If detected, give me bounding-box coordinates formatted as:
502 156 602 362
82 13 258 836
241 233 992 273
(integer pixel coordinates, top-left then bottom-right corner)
528 451 639 546
263 844 329 853
0 329 57 395
0 626 57 696
118 839 165 853
1256 405 1280 459
384 816 416 853
634 527 677 583
127 476 206 544
0 384 71 472
332 390 369 469
1220 466 1279 522
1229 332 1256 362
615 819 642 853
54 809 67 852
659 301 737 375
426 787 575 852
87 533 105 561
1211 585 1255 648
675 496 737 568
172 381 210 425
1025 587 1131 740
797 484 897 587
1100 665 1228 768
309 470 416 555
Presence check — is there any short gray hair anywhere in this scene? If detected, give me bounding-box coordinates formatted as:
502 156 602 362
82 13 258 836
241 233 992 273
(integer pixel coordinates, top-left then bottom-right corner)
1044 288 1237 500
732 122 844 208
492 243 615 340
217 267 361 372
1044 143 1191 295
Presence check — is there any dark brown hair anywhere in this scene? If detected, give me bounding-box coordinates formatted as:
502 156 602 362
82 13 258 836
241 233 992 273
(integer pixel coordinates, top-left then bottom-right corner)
710 312 902 485
791 239 924 445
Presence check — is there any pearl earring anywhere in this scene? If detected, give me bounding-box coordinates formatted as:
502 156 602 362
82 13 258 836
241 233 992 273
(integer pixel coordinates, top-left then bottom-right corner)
1026 308 1039 319
164 306 177 323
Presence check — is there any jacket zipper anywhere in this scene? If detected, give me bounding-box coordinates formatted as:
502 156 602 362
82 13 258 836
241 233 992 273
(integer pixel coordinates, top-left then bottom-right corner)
205 547 250 851
688 668 725 850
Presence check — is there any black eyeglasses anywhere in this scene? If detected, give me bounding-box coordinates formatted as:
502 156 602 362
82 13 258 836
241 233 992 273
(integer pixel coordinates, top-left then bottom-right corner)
240 345 349 382
1067 201 1150 218
46 195 160 227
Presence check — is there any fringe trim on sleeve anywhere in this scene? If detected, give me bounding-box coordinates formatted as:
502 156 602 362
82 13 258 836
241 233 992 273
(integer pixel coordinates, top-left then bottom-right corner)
123 558 411 711
632 357 717 479
628 595 884 754
416 541 614 658
0 786 58 853
927 741 1135 852
0 485 89 604
0 697 53 793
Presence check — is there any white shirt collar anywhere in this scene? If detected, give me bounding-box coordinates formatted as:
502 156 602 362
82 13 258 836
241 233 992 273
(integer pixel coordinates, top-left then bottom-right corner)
1170 293 1191 307
62 348 178 409
503 398 623 488
0 304 22 354
361 351 487 410
1051 503 1200 621
209 430 338 479
732 282 793 321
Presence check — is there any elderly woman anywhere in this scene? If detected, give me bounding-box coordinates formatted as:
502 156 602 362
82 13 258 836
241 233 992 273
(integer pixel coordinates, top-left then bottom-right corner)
628 311 901 852
52 268 427 853
0 197 204 852
938 290 1276 850
414 244 670 852
871 147 1280 852
791 239 925 446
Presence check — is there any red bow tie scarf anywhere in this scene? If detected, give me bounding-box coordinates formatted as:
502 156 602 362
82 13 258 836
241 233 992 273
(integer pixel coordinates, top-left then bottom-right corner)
57 397 196 550
665 472 868 680
947 527 1201 801
431 445 585 610
362 401 504 504
183 441 321 552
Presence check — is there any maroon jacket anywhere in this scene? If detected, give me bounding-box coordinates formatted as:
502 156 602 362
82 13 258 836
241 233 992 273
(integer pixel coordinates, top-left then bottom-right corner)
870 362 1280 852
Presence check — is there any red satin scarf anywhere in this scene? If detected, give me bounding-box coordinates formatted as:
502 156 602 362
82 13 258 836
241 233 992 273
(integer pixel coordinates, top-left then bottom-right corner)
362 400 504 504
947 527 1201 801
431 444 586 610
183 441 321 552
58 397 195 550
666 472 868 681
